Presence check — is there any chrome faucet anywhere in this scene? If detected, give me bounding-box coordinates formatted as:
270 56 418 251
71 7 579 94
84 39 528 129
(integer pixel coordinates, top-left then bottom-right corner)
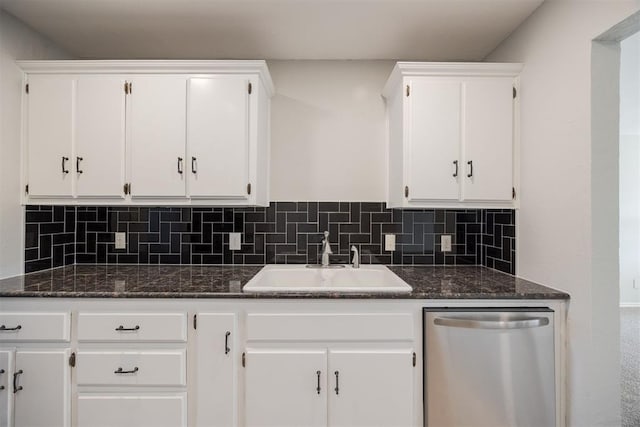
321 231 333 267
351 245 360 268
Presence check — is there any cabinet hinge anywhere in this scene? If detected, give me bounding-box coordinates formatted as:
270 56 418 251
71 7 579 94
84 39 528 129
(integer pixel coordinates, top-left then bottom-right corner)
242 352 246 367
25 83 29 94
25 184 29 194
193 314 197 330
404 186 409 198
406 85 410 97
69 352 76 367
512 187 516 200
248 82 252 95
412 352 416 367
513 87 517 99
247 183 251 195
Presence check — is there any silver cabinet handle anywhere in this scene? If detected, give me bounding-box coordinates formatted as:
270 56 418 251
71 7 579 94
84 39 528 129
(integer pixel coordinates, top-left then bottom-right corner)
466 160 473 178
191 157 197 174
434 316 549 330
177 157 184 174
334 371 339 395
453 160 458 177
13 370 23 393
61 156 69 174
316 370 321 394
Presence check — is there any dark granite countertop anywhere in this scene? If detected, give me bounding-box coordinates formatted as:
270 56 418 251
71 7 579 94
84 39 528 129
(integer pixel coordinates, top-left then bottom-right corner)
0 264 569 300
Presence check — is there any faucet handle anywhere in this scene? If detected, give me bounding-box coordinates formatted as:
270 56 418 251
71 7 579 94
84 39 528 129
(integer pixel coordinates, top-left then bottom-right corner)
350 245 360 268
323 231 330 239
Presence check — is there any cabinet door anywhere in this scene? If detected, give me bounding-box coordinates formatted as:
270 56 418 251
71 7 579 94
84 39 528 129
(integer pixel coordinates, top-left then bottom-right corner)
13 349 70 427
77 394 186 427
194 313 237 427
26 75 75 198
0 350 14 427
188 77 250 200
129 76 187 198
462 78 514 201
406 79 461 202
76 76 126 198
245 349 327 427
328 349 414 427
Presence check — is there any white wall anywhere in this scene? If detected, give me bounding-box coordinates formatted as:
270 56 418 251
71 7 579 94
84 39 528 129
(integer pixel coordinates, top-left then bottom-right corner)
0 10 72 279
486 1 639 425
619 32 640 305
269 60 394 201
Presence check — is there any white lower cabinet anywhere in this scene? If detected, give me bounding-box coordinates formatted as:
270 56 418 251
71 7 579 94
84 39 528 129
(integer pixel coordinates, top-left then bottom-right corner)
13 349 71 427
244 348 414 427
194 313 237 427
77 394 187 427
328 349 414 427
0 350 13 427
245 349 328 427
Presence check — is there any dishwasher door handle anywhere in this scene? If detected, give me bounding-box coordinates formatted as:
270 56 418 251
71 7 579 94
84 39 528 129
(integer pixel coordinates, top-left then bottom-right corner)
433 316 549 329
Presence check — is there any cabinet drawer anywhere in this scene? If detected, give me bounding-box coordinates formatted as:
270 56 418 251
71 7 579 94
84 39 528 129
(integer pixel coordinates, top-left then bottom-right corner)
78 313 187 342
247 313 414 341
77 393 186 427
77 350 186 386
0 312 70 342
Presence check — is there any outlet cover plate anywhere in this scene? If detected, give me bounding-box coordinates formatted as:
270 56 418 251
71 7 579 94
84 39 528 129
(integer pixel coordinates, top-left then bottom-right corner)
441 235 452 252
385 234 396 251
229 232 242 251
115 232 126 250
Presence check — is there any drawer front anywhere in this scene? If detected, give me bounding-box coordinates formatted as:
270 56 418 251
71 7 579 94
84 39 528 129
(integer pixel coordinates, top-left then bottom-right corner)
77 350 186 386
0 312 70 342
246 313 414 341
78 313 187 342
77 394 186 427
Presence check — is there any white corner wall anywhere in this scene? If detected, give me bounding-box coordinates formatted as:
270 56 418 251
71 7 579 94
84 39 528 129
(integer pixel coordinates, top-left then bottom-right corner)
0 10 72 279
486 1 639 426
269 60 394 201
619 32 640 305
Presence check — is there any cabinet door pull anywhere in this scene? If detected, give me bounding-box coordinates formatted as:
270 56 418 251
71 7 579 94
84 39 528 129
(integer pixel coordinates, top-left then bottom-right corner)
467 160 473 178
316 370 321 394
114 367 139 374
115 325 140 332
13 370 23 393
177 157 184 174
224 331 231 355
191 157 197 174
76 156 84 174
453 160 458 177
61 156 69 174
334 371 339 395
0 324 21 331
0 368 4 391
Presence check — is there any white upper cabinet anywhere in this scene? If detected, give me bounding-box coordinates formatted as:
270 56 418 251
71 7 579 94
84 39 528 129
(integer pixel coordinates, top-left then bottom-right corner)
20 61 274 206
75 76 127 199
26 75 75 198
187 77 250 200
383 62 522 208
129 76 188 199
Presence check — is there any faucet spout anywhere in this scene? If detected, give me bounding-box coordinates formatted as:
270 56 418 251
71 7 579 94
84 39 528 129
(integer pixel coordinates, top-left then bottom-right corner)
321 231 332 267
351 245 360 268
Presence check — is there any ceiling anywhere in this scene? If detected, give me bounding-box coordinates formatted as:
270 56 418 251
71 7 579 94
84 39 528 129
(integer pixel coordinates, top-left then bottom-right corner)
0 0 544 60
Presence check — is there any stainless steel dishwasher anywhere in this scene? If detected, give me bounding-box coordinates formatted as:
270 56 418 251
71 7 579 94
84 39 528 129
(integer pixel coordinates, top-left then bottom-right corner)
423 308 555 427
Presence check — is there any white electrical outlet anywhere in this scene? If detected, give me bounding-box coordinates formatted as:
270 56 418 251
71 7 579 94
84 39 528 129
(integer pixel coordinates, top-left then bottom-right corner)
441 235 452 252
115 232 126 249
229 233 242 251
385 234 396 251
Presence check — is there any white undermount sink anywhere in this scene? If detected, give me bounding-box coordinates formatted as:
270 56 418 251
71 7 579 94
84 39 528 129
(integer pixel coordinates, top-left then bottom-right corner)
243 264 412 293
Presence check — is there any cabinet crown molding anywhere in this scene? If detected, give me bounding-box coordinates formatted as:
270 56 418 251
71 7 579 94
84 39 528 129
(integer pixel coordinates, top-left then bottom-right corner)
18 60 275 97
382 61 523 99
